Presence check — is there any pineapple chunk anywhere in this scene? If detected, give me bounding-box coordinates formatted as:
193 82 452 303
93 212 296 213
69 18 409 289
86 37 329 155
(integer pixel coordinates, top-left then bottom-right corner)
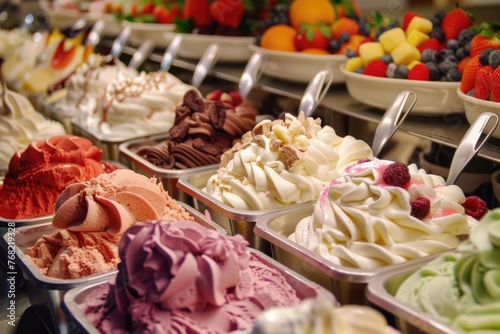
391 42 421 65
407 30 430 47
378 28 406 53
359 42 385 66
344 57 364 71
406 17 433 36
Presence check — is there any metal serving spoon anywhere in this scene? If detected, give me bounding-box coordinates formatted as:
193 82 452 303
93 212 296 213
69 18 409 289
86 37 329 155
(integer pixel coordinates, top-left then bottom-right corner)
371 90 417 157
299 69 334 118
446 112 499 186
160 33 184 72
191 43 220 88
127 39 155 69
238 52 268 100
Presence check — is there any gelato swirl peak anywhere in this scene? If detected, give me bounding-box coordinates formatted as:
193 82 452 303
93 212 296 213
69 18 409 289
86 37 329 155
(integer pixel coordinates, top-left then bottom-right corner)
115 220 251 313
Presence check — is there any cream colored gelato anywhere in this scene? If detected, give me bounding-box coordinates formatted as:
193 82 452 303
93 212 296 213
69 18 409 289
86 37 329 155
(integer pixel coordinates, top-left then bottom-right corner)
75 71 196 140
0 87 66 168
50 53 138 117
0 28 31 58
204 112 373 210
291 159 478 269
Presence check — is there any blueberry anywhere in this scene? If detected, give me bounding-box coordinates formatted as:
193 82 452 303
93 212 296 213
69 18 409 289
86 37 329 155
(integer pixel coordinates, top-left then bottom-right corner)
439 49 455 61
395 65 409 79
381 54 393 64
327 39 341 54
439 60 457 74
422 49 438 63
467 89 475 96
479 49 495 66
354 67 364 74
434 10 446 22
345 49 357 58
464 42 470 55
455 47 467 61
440 75 449 81
488 50 500 68
425 62 441 81
386 62 397 78
255 35 262 46
446 39 459 51
446 68 462 81
430 17 441 28
458 29 475 46
340 32 351 43
430 27 445 43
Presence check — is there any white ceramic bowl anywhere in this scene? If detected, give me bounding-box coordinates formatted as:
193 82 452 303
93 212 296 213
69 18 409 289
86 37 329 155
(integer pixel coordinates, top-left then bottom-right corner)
249 44 346 84
341 67 464 116
163 32 254 63
458 88 500 139
121 20 176 48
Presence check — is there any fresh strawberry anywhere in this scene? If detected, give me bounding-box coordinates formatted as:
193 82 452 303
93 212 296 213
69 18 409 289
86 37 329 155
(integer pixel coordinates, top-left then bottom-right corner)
228 91 243 106
294 23 331 51
490 66 500 102
402 11 420 32
417 38 441 53
362 59 388 77
460 55 481 93
331 17 359 40
457 56 470 73
441 8 473 41
142 1 155 15
183 0 212 27
206 89 223 101
474 65 494 100
408 64 430 81
153 4 179 24
130 2 139 17
470 22 500 56
209 0 244 29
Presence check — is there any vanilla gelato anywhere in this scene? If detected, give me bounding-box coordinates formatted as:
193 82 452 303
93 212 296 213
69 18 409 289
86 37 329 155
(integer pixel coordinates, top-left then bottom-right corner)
291 159 479 269
204 112 373 210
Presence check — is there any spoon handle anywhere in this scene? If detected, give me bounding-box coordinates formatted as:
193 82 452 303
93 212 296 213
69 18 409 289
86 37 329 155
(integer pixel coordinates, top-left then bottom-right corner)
446 112 499 186
85 19 105 48
239 52 268 100
110 26 131 59
128 39 155 69
192 43 219 88
299 69 333 118
161 34 184 72
371 90 417 157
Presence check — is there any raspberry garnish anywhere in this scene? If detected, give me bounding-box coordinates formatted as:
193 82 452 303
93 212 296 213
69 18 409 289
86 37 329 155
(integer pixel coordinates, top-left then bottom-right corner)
383 162 410 188
357 158 371 164
410 197 431 220
462 196 488 220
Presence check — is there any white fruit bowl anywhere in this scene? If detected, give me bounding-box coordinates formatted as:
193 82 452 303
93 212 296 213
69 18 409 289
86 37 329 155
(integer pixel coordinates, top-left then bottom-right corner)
249 44 347 84
458 88 500 139
341 67 464 116
121 20 176 48
163 32 254 63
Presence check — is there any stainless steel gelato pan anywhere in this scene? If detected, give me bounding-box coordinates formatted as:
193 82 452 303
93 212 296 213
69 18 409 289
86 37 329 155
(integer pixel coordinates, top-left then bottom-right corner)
177 168 313 255
0 202 226 333
119 135 219 206
63 248 339 334
366 256 456 334
254 205 443 306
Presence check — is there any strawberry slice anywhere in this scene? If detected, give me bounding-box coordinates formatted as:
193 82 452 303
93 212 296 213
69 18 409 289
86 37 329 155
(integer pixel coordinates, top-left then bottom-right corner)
50 40 77 71
183 0 212 27
209 0 244 29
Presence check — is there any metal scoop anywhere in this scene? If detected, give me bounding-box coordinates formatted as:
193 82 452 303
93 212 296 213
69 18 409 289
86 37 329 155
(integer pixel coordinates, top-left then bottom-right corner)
85 19 105 49
127 39 155 69
110 26 131 60
446 112 499 186
371 90 417 157
299 69 333 118
0 65 11 116
192 43 220 88
238 52 268 99
160 33 184 72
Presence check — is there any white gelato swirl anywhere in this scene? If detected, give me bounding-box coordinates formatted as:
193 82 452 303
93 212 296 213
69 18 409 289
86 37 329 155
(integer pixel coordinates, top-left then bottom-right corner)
0 89 66 168
52 53 138 117
205 112 373 210
77 71 195 140
291 159 477 269
0 28 31 58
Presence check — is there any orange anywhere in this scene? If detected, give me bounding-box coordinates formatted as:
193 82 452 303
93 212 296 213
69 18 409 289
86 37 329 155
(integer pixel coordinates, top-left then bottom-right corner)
331 17 359 40
260 24 297 52
301 48 330 55
289 0 335 30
